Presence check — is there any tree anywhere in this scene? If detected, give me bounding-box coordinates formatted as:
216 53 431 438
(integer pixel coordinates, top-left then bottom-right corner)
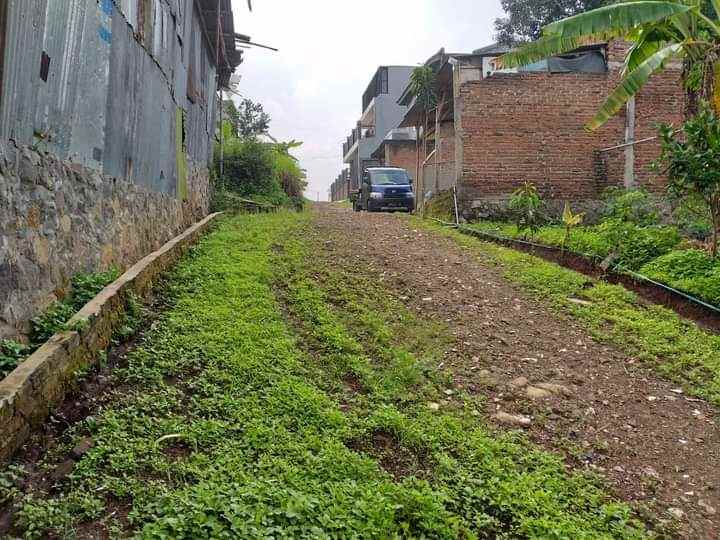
657 103 720 256
223 99 241 138
409 66 437 213
500 1 720 129
494 0 607 45
224 98 271 139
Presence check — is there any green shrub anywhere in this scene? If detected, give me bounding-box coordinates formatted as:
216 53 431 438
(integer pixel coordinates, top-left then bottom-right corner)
672 194 713 240
508 182 546 237
0 339 28 378
601 187 659 226
215 139 289 206
641 249 720 306
597 219 681 270
31 268 120 346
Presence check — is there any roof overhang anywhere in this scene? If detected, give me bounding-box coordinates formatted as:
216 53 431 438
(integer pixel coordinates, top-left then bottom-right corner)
197 0 243 88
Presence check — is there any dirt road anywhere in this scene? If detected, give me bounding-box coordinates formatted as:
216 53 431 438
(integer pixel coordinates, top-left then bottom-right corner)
316 204 720 538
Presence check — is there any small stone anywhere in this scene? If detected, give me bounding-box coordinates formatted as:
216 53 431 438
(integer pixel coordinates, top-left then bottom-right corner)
641 466 659 479
427 402 440 411
568 297 593 306
422 297 433 302
525 386 552 399
71 438 94 459
534 382 573 397
647 396 658 402
492 412 532 427
668 507 685 520
509 376 529 389
671 388 684 395
443 389 454 396
698 500 717 516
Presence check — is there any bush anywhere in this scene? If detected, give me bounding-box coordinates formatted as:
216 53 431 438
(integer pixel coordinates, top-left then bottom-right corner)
31 268 120 346
0 339 28 378
641 249 720 306
215 139 289 206
596 219 681 270
672 194 713 241
508 182 546 237
601 187 659 226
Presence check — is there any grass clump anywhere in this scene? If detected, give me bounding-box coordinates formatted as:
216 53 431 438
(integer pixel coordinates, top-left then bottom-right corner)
31 268 121 346
0 268 122 381
0 339 28 379
420 218 720 407
3 212 645 538
640 249 720 306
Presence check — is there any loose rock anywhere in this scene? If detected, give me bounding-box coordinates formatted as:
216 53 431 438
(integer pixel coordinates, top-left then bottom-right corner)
493 412 532 427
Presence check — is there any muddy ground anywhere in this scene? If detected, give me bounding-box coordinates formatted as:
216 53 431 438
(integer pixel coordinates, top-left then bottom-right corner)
316 204 720 538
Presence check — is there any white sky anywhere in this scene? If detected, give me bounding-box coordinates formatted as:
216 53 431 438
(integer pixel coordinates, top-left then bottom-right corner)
230 0 504 201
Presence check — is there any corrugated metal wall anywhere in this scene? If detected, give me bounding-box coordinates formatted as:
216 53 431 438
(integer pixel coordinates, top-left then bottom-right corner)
0 0 218 197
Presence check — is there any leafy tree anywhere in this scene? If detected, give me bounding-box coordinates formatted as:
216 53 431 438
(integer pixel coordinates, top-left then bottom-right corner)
494 0 607 45
224 98 271 139
223 99 241 138
500 1 720 129
657 102 720 255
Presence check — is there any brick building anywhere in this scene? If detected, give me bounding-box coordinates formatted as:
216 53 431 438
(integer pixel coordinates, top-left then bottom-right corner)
397 42 684 218
371 128 418 181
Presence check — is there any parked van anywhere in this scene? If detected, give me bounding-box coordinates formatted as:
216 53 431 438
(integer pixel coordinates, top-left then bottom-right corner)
355 167 415 213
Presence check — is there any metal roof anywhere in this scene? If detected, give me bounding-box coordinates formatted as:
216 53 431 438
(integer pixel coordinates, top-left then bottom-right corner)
197 0 243 88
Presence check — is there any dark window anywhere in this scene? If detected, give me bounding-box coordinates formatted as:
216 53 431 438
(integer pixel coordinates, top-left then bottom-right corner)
378 67 388 94
40 52 51 82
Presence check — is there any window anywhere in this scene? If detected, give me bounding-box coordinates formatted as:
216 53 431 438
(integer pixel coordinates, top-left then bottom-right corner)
378 67 388 94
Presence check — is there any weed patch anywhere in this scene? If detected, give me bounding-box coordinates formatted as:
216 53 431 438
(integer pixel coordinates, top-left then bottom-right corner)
1 213 645 538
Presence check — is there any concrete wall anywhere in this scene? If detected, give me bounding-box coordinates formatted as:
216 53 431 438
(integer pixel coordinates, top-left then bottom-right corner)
0 141 209 339
453 43 684 217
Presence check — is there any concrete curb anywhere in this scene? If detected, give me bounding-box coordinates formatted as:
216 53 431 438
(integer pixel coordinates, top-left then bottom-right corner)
0 212 223 462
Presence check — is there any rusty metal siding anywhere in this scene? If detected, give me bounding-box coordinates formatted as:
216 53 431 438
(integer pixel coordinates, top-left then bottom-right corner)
0 0 221 197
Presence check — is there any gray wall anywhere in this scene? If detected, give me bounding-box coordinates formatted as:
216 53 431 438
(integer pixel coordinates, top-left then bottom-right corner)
354 66 413 182
0 0 218 197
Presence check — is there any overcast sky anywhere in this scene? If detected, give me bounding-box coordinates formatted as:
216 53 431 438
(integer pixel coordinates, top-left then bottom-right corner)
230 0 504 201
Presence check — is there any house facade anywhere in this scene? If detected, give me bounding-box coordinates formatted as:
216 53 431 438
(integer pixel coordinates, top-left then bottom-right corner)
397 42 684 218
338 66 414 197
0 0 242 338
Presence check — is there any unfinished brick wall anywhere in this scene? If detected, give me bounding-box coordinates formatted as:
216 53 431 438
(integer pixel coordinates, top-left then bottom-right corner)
457 56 683 209
384 142 419 181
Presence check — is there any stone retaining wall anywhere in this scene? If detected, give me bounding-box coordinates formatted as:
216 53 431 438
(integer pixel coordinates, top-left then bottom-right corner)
0 140 211 339
0 212 221 462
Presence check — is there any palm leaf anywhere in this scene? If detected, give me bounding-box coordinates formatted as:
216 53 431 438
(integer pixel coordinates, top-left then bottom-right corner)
587 43 682 130
544 1 692 38
623 28 669 74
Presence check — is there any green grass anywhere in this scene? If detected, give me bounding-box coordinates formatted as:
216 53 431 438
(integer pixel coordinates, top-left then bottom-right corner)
0 269 122 380
419 218 720 408
1 212 645 538
467 220 682 272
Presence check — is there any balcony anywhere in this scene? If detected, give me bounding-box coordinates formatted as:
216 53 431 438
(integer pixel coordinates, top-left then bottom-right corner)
342 127 361 160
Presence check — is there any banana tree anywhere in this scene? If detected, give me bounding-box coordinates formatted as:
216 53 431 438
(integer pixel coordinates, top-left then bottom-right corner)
499 1 720 129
